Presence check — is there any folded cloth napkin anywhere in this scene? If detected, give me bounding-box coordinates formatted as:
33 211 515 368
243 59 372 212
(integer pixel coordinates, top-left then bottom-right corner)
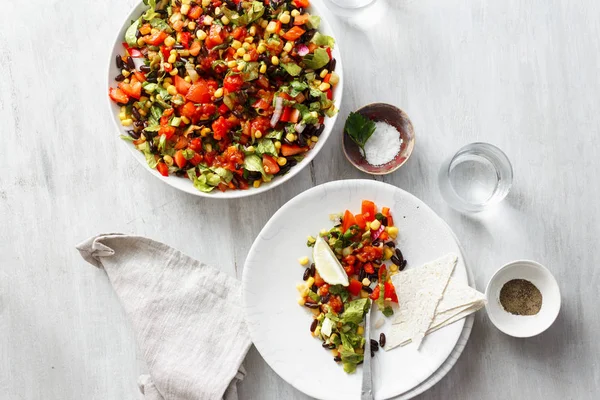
77 234 251 400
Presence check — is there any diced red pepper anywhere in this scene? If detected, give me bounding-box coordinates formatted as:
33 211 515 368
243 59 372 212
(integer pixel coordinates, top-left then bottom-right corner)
354 213 366 229
188 5 202 20
326 89 333 100
280 106 292 122
282 26 306 41
156 162 169 177
341 209 356 233
347 279 362 296
384 281 399 303
109 87 129 104
362 200 376 222
174 75 192 95
369 285 380 300
145 31 168 46
280 144 308 156
180 32 192 49
218 103 230 115
122 42 143 58
174 150 187 168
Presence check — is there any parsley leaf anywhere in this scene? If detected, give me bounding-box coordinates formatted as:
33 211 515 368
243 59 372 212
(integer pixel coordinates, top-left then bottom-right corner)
344 112 376 156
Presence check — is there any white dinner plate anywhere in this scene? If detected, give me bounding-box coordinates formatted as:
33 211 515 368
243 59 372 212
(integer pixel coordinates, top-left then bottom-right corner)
243 180 470 400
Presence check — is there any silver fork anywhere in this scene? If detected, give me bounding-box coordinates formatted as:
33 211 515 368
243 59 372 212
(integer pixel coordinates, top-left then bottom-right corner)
361 304 374 400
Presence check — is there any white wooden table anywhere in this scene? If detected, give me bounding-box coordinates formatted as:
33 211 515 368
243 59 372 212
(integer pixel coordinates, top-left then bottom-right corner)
2 0 598 398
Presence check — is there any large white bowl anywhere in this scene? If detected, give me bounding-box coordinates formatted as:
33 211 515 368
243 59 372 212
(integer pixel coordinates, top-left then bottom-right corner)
243 180 471 400
107 1 344 198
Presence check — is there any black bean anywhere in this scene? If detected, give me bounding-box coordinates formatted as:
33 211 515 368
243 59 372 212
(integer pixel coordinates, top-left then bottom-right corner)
175 169 186 177
314 124 325 137
322 342 336 349
400 260 407 271
381 216 388 226
237 1 243 13
321 293 330 304
126 130 140 139
373 259 382 265
385 241 395 248
174 44 185 50
303 124 316 137
116 55 125 69
131 107 141 120
310 319 318 332
139 65 151 73
115 74 125 82
371 339 379 351
148 140 157 153
395 248 404 262
135 29 142 38
126 56 135 70
304 302 320 309
328 58 337 72
358 268 366 281
334 355 342 362
175 0 182 6
391 255 401 266
298 7 305 13
372 238 381 247
302 268 310 281
133 121 145 131
362 286 373 294
310 263 316 276
371 350 375 357
311 284 318 292
379 333 386 348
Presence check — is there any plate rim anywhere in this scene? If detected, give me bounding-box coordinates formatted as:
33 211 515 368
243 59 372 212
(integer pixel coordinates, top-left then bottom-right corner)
242 179 474 399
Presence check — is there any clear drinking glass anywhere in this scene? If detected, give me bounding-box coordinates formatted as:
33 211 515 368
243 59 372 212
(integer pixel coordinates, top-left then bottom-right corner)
438 143 513 212
323 0 384 24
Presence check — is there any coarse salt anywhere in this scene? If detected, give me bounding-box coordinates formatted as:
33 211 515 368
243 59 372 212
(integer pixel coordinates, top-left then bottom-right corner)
364 121 402 166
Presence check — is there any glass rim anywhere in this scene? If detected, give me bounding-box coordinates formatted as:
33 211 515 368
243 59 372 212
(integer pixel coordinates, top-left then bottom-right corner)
327 0 377 10
446 142 513 180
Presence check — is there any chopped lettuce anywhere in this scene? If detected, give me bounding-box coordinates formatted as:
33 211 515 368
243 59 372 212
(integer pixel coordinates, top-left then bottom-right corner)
213 167 233 183
244 154 273 182
241 62 259 81
341 298 370 325
311 32 335 48
289 80 308 97
256 139 277 156
150 18 171 32
125 19 140 47
340 349 363 373
222 1 265 26
144 150 158 169
303 48 330 70
328 285 350 303
306 15 321 29
264 129 283 140
281 62 302 77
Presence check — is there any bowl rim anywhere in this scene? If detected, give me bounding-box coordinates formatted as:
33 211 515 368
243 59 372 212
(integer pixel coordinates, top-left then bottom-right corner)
106 0 344 199
484 259 561 338
342 102 416 175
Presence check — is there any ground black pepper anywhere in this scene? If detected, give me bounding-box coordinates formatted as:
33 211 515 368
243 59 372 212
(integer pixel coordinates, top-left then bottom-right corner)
499 279 542 315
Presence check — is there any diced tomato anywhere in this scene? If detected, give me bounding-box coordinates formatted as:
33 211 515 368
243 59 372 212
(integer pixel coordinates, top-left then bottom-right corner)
341 210 356 233
218 103 230 114
186 79 216 103
250 116 271 135
188 5 202 19
180 32 192 48
384 281 398 303
256 75 270 89
326 89 333 100
273 21 282 34
262 154 280 175
307 43 318 53
180 102 197 120
326 47 332 59
252 97 271 111
109 87 129 104
354 213 366 229
328 296 343 314
379 232 389 241
361 200 376 222
363 263 375 274
189 138 202 152
323 74 332 84
282 26 306 41
118 76 142 100
223 74 244 93
344 265 354 277
161 45 172 59
289 108 300 123
145 31 168 46
293 14 310 25
164 63 173 72
280 106 292 122
293 0 310 8
156 162 169 177
122 43 143 58
133 71 146 82
190 152 203 166
205 25 225 49
174 136 188 150
212 116 230 140
159 126 176 140
369 285 380 300
204 151 216 166
174 150 187 168
174 75 192 95
231 26 247 40
343 255 356 265
163 108 175 117
317 284 330 296
280 144 308 156
278 92 292 101
314 270 325 287
347 279 363 297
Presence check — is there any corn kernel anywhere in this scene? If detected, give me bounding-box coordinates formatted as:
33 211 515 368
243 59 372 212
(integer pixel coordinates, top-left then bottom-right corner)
370 219 381 231
277 157 287 166
181 116 190 124
203 15 213 25
281 51 288 58
118 112 126 121
202 0 210 6
164 77 173 84
313 326 321 337
231 40 242 50
151 28 159 35
167 85 178 96
320 228 328 236
259 62 267 74
279 13 291 24
389 264 398 273
311 307 321 316
244 36 254 43
260 19 269 29
214 6 221 14
200 127 211 137
180 49 190 57
274 141 282 150
282 41 293 53
163 154 174 166
331 349 339 357
182 0 191 4
299 257 309 266
181 3 190 15
292 9 301 17
362 278 371 286
162 81 170 89
138 108 147 117
388 226 399 239
205 143 213 152
329 71 340 85
164 35 176 47
236 47 246 57
246 145 255 153
184 76 192 83
307 235 316 244
297 297 306 306
236 60 246 70
136 37 145 47
196 29 207 40
168 53 177 64
121 69 130 77
254 130 262 138
121 118 133 127
271 55 279 65
145 100 152 108
253 179 261 188
310 111 318 119
257 43 267 54
221 15 230 25
169 69 178 76
319 69 329 79
319 82 331 91
249 25 257 36
311 136 319 142
243 53 252 62
383 247 394 260
266 20 278 33
357 326 364 335
227 60 238 69
188 21 196 30
285 133 296 142
242 42 251 50
214 88 223 98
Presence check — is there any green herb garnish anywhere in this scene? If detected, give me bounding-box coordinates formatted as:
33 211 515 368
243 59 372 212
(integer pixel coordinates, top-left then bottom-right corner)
344 112 376 156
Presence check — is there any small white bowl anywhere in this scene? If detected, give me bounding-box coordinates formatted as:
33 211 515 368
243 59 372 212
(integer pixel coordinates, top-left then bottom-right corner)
485 260 561 337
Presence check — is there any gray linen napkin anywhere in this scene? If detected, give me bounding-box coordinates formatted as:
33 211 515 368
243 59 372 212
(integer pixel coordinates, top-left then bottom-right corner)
77 234 251 400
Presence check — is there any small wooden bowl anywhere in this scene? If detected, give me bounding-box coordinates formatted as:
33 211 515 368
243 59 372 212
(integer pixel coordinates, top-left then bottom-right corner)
342 103 415 175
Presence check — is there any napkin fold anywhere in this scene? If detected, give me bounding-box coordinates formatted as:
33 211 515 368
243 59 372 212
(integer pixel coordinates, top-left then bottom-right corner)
77 234 251 400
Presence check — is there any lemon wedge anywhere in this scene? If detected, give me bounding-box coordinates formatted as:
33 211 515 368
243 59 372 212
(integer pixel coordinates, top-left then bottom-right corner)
313 235 349 286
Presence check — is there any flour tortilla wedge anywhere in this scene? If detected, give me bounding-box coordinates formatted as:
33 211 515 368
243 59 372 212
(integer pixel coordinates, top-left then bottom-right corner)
385 266 486 351
388 253 457 349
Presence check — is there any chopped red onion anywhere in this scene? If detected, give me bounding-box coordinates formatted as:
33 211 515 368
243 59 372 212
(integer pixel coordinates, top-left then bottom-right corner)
270 97 284 127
